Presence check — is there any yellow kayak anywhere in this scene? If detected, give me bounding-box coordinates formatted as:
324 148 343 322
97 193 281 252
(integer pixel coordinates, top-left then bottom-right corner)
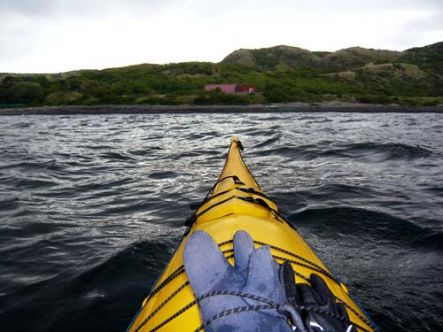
128 137 376 332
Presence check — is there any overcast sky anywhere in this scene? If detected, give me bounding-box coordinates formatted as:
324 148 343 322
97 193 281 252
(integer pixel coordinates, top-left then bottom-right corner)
1 0 442 73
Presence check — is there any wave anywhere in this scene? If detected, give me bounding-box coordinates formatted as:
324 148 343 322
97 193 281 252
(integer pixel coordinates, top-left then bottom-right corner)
270 184 379 214
186 131 220 140
0 197 20 212
252 133 281 148
79 144 116 150
99 152 134 161
0 159 65 172
325 142 433 161
288 206 436 245
9 177 58 190
254 142 432 162
412 232 443 251
78 177 135 191
296 183 379 200
42 239 179 331
128 146 163 156
172 149 220 160
0 239 176 332
149 171 179 179
424 186 443 198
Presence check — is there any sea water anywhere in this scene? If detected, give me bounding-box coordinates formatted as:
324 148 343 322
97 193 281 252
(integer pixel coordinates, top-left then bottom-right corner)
0 112 442 331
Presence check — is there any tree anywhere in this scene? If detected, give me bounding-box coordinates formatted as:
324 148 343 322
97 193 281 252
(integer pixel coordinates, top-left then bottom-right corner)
13 82 45 104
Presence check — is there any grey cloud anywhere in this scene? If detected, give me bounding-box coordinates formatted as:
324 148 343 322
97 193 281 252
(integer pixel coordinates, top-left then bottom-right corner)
0 0 441 72
1 0 442 19
0 0 54 16
0 0 173 17
319 0 442 10
396 8 443 49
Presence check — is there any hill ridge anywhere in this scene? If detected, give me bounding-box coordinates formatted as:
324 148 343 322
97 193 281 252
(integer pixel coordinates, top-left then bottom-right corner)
1 41 442 107
222 45 402 71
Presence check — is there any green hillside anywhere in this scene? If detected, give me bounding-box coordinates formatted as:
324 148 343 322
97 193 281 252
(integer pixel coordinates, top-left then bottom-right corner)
397 42 443 74
1 42 442 107
222 45 401 71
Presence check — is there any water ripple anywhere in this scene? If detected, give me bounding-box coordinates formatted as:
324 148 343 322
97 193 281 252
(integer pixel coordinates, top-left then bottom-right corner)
0 112 442 332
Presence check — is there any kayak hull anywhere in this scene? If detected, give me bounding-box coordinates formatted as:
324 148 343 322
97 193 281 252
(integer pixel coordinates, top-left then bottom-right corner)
128 138 375 332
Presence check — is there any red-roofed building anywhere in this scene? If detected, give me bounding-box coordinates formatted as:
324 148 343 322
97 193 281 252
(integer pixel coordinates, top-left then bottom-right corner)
205 84 237 94
236 85 257 94
204 84 257 95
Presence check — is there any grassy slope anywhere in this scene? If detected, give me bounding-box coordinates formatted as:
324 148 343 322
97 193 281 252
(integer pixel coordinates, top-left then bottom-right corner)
0 42 442 107
397 42 443 74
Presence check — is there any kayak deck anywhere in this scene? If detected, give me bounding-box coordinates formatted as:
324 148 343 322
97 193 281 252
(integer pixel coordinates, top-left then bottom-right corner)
128 137 376 332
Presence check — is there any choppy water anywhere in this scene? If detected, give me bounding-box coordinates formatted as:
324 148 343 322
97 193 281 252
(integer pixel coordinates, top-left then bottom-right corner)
0 112 442 332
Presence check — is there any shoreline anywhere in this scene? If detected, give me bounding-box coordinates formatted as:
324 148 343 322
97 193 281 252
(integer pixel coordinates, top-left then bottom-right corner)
1 102 443 115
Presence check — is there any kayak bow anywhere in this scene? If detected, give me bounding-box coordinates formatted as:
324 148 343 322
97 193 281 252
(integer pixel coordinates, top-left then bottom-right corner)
128 137 376 332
